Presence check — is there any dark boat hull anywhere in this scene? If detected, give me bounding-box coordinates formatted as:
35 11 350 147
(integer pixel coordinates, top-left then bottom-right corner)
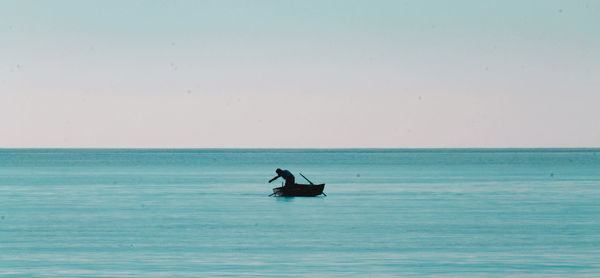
272 183 325 197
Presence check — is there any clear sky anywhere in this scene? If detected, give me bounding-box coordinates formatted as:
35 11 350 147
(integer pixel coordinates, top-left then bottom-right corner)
1 0 599 148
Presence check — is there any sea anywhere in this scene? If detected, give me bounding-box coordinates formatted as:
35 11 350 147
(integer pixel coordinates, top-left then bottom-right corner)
1 149 599 277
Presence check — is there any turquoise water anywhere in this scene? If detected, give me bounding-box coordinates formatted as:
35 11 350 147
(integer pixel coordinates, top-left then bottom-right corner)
1 149 599 277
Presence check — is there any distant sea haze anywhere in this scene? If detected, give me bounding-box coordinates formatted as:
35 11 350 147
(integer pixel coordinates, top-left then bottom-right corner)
1 149 599 276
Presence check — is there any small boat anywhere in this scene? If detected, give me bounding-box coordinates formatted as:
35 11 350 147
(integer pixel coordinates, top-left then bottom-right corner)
272 183 326 197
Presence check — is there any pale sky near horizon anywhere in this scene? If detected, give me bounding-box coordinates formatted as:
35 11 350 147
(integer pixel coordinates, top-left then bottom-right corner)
1 0 599 148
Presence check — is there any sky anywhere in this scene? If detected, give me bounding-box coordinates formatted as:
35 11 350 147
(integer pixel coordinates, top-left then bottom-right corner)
1 0 599 148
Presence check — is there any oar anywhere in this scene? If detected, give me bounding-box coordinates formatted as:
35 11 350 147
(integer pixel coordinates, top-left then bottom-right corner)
300 173 327 196
268 181 284 197
299 173 314 185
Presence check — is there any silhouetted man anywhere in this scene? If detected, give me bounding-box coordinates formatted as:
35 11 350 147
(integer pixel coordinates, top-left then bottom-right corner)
269 168 295 187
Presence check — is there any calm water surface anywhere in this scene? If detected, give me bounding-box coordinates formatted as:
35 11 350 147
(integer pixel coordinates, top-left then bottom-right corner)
1 149 599 277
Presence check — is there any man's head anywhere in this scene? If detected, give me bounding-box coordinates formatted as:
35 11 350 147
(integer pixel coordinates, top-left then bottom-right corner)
276 168 282 174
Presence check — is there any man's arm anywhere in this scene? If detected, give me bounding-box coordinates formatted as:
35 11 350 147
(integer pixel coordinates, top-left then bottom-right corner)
269 175 280 183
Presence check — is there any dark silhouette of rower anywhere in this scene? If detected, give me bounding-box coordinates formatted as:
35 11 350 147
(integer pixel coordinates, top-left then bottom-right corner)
269 168 295 187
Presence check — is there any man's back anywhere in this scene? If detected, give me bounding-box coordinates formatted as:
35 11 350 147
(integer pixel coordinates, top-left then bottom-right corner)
280 170 294 180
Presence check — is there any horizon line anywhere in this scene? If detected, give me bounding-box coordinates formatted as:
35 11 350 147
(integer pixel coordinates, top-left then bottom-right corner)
2 147 600 150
